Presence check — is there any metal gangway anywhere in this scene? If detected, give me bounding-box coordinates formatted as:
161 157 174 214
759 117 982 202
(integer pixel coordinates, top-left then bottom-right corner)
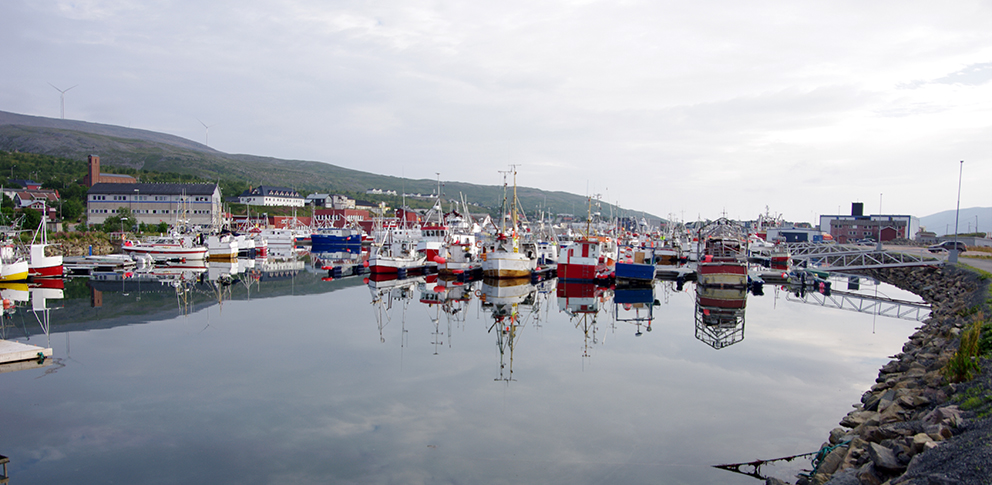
787 243 942 271
784 287 931 321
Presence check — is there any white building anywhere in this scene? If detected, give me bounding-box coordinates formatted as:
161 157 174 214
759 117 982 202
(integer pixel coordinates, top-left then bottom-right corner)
87 183 222 230
238 186 305 207
365 188 397 196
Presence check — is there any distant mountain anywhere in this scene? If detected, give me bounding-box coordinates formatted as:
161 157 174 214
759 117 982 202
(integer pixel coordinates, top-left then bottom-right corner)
0 110 655 221
919 207 992 236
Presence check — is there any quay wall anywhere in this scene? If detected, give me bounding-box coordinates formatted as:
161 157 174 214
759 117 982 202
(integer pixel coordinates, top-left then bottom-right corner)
777 265 992 485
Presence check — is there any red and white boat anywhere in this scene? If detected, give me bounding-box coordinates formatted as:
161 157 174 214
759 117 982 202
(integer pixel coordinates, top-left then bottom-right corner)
557 237 614 282
368 227 426 274
28 216 63 278
696 218 748 289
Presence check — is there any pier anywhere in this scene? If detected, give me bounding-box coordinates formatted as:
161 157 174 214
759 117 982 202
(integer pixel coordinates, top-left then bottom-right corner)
0 339 52 372
788 243 941 271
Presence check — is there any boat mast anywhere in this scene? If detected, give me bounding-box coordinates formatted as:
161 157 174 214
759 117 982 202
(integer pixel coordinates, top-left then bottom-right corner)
510 165 518 235
498 170 509 234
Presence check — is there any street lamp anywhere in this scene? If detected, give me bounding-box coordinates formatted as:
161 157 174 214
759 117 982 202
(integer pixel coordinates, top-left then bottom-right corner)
120 217 128 236
950 161 963 264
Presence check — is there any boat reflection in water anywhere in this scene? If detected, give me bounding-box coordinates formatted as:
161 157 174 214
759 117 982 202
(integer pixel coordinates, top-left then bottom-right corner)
613 286 656 336
0 279 65 373
425 275 480 328
694 284 747 349
417 274 455 355
311 247 366 280
368 273 423 344
479 277 553 383
557 282 611 359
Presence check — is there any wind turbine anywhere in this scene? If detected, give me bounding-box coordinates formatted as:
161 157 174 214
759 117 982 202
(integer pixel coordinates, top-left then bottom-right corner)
48 83 78 119
196 118 216 147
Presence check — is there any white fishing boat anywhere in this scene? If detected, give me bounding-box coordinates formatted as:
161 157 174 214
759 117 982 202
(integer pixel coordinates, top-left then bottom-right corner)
368 229 427 274
481 168 537 279
206 233 239 261
1 244 29 282
122 235 207 262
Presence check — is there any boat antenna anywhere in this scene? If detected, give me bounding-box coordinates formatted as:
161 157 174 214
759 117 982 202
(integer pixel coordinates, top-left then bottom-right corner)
497 169 510 233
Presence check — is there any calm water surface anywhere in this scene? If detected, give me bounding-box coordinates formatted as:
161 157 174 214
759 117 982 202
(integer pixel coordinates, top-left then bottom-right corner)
0 260 928 484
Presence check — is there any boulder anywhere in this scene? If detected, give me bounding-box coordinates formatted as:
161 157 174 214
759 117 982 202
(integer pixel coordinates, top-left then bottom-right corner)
867 442 906 473
910 433 934 454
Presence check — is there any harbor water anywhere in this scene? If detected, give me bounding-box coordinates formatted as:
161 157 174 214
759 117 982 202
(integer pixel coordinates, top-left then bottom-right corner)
0 259 928 484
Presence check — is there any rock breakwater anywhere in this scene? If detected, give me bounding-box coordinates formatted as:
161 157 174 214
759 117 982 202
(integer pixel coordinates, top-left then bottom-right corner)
772 265 992 485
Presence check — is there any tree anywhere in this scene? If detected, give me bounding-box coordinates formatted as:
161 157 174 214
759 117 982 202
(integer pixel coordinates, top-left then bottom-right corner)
101 207 134 233
20 208 41 232
0 194 13 222
62 199 84 222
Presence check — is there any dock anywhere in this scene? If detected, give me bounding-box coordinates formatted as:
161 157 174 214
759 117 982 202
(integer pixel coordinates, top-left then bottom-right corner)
64 255 138 275
0 339 52 372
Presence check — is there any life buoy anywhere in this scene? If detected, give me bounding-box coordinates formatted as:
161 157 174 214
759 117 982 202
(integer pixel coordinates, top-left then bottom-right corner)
474 289 482 297
475 240 483 248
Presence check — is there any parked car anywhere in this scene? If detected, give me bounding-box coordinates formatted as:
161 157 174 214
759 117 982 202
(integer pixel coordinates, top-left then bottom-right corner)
928 241 967 253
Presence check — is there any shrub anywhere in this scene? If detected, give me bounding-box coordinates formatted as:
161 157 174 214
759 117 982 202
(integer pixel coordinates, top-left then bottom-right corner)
941 313 984 383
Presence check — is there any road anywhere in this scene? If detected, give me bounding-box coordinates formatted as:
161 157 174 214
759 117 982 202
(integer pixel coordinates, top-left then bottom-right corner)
882 244 992 274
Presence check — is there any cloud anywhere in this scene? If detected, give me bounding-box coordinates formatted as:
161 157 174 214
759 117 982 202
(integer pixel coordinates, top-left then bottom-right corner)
2 0 991 220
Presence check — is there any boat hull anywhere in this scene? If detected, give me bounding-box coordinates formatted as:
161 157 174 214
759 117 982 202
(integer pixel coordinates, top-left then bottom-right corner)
697 262 747 288
615 262 655 282
1 260 29 282
368 255 426 274
124 247 208 261
557 262 597 281
482 252 535 279
29 245 64 278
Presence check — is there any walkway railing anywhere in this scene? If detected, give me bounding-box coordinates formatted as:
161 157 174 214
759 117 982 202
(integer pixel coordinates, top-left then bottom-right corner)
785 287 931 321
788 243 942 271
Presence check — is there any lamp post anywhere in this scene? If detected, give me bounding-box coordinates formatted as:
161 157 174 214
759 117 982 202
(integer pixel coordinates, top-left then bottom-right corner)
950 161 963 264
133 188 139 232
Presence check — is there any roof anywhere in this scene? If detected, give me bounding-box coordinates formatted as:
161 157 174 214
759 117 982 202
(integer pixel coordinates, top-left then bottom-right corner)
14 190 59 201
240 186 302 198
88 183 219 196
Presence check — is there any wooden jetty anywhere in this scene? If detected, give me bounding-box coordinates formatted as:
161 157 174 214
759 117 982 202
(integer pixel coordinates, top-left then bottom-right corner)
64 255 137 275
0 339 52 372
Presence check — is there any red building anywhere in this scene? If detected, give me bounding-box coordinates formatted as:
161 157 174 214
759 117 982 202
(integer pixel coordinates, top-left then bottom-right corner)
313 208 371 228
82 155 137 187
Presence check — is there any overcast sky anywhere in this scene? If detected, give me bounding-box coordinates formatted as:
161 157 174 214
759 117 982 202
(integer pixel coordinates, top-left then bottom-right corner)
1 0 989 223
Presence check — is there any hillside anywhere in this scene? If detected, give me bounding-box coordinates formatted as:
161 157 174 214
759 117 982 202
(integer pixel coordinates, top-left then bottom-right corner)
919 207 992 236
0 110 656 221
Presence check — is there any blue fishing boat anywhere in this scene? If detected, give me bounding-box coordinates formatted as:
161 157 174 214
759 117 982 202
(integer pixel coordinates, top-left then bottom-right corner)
311 227 363 252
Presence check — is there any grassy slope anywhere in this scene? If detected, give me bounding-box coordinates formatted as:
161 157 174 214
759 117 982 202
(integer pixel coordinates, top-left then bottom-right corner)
0 123 647 219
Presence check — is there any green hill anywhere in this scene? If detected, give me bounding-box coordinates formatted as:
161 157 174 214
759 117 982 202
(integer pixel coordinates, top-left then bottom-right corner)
0 110 660 222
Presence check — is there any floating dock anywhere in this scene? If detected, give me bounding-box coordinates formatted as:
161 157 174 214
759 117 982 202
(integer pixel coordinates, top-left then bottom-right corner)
0 339 52 372
64 255 137 275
